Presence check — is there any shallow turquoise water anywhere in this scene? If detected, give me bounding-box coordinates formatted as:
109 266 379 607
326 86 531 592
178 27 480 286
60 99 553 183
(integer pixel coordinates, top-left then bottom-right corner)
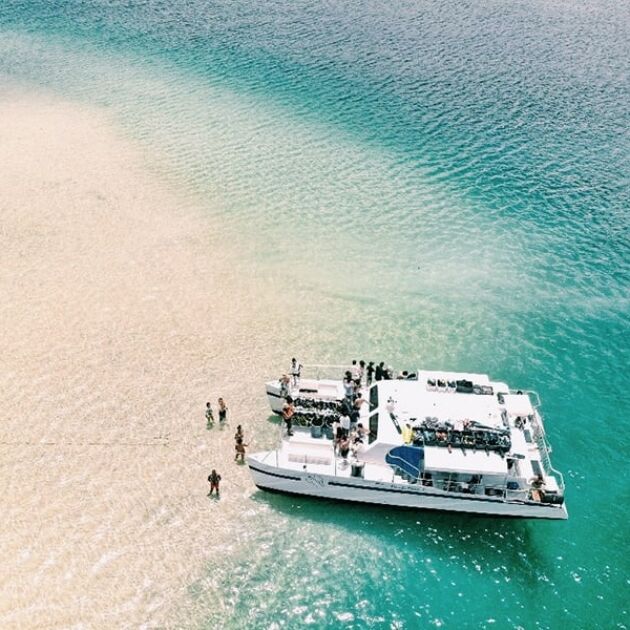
1 1 629 627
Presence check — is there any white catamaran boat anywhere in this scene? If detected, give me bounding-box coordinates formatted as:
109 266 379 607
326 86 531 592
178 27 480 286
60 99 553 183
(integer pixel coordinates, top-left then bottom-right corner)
247 365 567 519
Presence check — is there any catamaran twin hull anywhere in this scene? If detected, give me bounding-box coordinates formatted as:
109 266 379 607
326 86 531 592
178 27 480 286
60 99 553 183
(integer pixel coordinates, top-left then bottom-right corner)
248 455 568 519
253 366 567 520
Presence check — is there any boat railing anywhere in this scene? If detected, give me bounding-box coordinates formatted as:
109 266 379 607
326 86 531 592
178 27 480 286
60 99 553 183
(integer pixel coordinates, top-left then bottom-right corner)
510 389 541 408
385 458 542 501
507 390 565 493
268 363 356 382
527 410 565 492
301 364 352 380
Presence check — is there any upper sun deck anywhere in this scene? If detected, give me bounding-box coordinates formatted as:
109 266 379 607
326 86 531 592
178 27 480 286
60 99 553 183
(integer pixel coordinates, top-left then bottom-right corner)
371 371 514 442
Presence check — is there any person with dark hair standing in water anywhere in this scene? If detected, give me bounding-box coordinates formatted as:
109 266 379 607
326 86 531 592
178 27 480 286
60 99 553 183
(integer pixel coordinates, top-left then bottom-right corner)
218 397 228 426
207 469 221 497
205 401 214 429
234 437 249 463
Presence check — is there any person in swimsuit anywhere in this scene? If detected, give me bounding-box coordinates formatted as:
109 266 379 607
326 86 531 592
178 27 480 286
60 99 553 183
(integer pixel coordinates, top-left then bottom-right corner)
234 425 244 441
291 358 302 387
234 437 248 463
207 469 221 496
205 402 214 429
218 397 228 426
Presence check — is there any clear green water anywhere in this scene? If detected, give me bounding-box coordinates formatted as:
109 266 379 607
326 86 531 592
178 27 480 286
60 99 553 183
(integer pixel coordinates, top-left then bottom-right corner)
1 1 629 627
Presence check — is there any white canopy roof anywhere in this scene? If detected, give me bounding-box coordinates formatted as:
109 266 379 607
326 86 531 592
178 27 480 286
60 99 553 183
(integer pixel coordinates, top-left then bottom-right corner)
502 394 534 417
424 446 508 476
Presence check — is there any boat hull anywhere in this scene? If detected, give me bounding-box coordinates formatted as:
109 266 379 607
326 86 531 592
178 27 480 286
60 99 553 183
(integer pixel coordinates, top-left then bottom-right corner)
247 456 568 520
265 382 286 414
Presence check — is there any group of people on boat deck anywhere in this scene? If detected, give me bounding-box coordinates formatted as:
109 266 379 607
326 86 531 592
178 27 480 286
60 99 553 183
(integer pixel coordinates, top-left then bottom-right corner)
339 374 371 460
347 359 402 387
278 358 302 397
334 421 368 461
279 358 416 397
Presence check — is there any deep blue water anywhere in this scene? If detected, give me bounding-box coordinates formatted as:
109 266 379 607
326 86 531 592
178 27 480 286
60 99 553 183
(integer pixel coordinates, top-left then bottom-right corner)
1 1 629 627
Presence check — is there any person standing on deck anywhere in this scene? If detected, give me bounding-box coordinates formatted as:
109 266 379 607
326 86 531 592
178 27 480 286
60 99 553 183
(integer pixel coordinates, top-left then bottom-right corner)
340 412 351 438
358 360 366 384
343 371 354 401
282 396 295 436
375 362 385 381
352 394 367 424
529 474 546 502
279 373 291 398
291 358 302 387
402 422 413 445
366 361 375 385
350 360 360 382
338 435 350 461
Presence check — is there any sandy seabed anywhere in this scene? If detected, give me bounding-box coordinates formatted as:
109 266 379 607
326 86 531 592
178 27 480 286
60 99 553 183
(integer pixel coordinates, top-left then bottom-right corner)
0 87 288 628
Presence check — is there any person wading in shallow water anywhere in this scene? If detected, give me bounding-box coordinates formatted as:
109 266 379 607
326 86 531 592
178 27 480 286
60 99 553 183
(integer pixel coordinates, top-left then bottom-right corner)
234 437 249 463
205 401 214 429
218 397 228 426
207 469 221 497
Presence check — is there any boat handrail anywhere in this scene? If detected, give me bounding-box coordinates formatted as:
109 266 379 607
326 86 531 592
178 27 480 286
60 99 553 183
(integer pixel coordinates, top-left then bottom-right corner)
509 388 541 408
268 363 355 381
542 456 565 492
527 410 565 492
301 364 352 369
529 408 547 437
301 364 353 380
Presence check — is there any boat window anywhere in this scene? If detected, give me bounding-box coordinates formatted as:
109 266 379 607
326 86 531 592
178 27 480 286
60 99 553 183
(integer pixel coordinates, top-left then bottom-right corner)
369 385 378 412
368 412 378 444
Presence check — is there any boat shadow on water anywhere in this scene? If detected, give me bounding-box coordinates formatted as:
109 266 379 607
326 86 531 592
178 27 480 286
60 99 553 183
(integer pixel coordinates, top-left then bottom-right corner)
250 488 554 580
